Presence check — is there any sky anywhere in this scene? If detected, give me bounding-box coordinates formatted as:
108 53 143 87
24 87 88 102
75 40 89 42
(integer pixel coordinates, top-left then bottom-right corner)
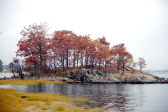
0 0 168 70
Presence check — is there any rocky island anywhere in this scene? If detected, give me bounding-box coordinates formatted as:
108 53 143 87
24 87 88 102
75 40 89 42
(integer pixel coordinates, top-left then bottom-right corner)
2 69 167 84
64 69 168 83
1 23 167 84
1 1 168 112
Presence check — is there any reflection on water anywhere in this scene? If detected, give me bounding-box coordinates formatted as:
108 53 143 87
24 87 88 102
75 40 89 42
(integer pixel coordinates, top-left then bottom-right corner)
0 83 168 112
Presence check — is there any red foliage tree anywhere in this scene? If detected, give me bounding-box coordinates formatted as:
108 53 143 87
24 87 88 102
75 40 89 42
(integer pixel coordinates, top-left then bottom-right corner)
111 43 132 71
98 36 110 46
17 23 49 74
16 23 139 75
50 30 77 71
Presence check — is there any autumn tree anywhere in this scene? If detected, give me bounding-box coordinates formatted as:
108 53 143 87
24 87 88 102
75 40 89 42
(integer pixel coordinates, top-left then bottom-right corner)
111 43 131 71
126 59 137 73
9 62 16 77
24 56 38 74
16 23 139 75
95 37 111 69
122 53 133 71
98 36 110 46
17 23 49 74
137 57 146 72
0 59 3 71
74 35 90 68
86 40 98 68
9 58 24 79
50 30 77 71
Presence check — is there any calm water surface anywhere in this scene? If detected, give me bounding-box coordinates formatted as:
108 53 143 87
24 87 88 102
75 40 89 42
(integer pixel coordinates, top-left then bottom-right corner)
0 73 14 78
1 71 168 112
0 83 168 112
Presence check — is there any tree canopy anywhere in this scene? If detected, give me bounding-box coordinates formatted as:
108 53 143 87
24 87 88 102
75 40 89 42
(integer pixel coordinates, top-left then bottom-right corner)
15 23 145 75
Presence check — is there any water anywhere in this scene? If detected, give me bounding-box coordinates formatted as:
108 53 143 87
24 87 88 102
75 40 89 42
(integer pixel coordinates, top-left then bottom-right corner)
144 70 168 79
0 71 168 112
0 83 168 112
0 72 14 78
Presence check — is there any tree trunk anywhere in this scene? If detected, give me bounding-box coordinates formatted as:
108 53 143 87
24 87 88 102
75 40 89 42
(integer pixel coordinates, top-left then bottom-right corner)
73 51 76 68
117 60 120 71
39 44 43 75
85 56 88 68
81 57 83 67
61 56 65 72
12 68 16 77
66 50 69 69
77 56 79 68
99 59 101 69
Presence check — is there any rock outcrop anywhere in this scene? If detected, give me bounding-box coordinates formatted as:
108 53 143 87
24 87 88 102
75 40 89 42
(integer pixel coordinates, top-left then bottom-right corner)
64 69 168 83
5 69 168 83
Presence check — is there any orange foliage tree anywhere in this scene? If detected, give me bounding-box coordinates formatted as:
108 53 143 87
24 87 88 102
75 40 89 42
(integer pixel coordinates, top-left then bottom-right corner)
111 43 133 71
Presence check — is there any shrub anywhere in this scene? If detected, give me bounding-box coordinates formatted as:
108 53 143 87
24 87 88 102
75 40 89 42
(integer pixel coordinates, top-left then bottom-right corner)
56 69 62 77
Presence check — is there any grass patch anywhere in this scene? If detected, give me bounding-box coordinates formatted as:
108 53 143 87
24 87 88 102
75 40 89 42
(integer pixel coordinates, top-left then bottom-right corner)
0 79 64 85
0 88 103 112
54 105 102 112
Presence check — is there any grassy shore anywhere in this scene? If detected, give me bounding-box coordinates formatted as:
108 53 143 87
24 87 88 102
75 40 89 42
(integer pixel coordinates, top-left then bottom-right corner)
0 79 104 112
0 88 103 112
0 79 64 85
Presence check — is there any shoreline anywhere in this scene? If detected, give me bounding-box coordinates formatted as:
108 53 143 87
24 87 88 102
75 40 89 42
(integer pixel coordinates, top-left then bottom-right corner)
0 69 168 84
1 77 168 85
0 79 168 85
68 81 168 84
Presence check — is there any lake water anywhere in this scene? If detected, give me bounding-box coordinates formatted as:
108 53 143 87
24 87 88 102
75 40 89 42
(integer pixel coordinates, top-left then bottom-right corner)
0 71 168 112
144 70 168 79
0 72 14 78
0 83 168 112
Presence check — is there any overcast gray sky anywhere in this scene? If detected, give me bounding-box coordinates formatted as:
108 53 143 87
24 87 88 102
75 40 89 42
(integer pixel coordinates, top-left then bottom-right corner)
0 0 168 70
